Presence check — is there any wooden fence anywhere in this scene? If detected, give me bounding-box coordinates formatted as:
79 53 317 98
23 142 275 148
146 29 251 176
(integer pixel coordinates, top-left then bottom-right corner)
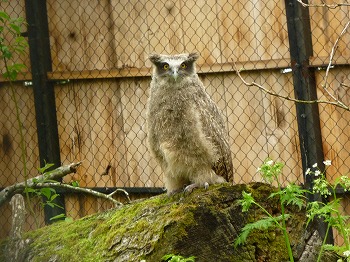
1 0 350 244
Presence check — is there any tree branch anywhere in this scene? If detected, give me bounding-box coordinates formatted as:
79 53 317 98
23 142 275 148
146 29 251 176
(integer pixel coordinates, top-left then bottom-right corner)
0 161 130 208
0 162 83 206
233 62 350 111
322 21 350 109
233 16 350 112
31 183 127 207
297 0 350 9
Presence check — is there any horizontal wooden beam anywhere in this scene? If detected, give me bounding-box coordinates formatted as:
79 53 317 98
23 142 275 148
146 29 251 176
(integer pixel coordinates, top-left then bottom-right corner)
46 58 291 81
1 56 350 83
309 55 350 68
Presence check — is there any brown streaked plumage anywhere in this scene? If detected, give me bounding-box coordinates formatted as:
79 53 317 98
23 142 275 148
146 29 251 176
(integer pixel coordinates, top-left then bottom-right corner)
147 53 233 194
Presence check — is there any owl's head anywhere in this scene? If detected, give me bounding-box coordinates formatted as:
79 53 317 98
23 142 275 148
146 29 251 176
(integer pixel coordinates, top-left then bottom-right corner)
149 53 199 82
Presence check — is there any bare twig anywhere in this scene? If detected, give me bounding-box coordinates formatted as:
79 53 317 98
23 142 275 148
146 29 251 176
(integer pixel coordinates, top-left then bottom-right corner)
31 183 124 207
297 0 350 9
233 63 350 111
233 16 350 112
108 188 131 203
340 83 350 88
323 21 350 109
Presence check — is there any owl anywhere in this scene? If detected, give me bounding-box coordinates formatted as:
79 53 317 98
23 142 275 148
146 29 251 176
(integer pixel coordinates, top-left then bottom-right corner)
147 53 233 195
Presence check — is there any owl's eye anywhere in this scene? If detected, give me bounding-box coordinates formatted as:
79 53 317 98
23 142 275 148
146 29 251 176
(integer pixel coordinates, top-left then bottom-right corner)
163 63 169 70
180 63 187 69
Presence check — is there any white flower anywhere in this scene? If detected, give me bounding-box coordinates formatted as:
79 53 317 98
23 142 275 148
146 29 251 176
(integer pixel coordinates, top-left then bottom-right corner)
266 160 273 166
343 250 350 257
305 168 311 175
314 170 321 177
312 163 318 168
323 160 332 166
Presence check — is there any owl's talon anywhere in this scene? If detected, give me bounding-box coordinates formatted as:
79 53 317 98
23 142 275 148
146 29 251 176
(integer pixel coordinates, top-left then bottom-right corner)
184 183 198 194
184 182 209 194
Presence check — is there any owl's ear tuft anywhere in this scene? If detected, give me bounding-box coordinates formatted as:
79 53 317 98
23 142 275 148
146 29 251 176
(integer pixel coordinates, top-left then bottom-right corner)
188 52 199 62
149 54 161 65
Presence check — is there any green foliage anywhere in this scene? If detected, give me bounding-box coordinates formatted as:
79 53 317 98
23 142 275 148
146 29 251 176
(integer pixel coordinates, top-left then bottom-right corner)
0 12 66 224
0 10 28 80
235 158 307 262
306 161 350 261
162 254 196 262
24 162 64 217
236 158 350 262
234 214 290 248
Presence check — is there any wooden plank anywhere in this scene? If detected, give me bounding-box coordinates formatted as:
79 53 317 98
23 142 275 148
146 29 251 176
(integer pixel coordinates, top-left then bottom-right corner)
221 70 302 185
217 0 258 62
55 79 128 188
8 55 350 82
255 0 289 61
260 71 303 185
119 78 163 187
47 0 115 71
315 67 350 184
0 83 40 186
223 71 268 184
309 2 350 62
145 0 185 56
45 58 291 81
110 0 149 68
47 0 84 71
180 1 221 64
310 55 350 68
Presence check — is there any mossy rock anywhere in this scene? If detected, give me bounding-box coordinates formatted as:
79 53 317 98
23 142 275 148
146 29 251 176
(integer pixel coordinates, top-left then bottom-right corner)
0 183 339 261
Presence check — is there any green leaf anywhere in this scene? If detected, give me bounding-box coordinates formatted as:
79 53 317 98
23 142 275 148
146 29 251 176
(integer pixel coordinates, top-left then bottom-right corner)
238 191 255 212
50 213 66 221
9 23 21 34
23 187 37 194
270 183 307 210
65 217 74 222
49 193 59 202
71 181 80 187
162 254 196 262
38 162 55 174
0 11 10 22
234 216 279 247
40 187 53 199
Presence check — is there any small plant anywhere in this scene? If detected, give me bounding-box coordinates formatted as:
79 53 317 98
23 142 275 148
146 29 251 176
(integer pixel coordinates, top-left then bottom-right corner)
23 162 67 221
235 158 350 262
162 254 196 262
24 163 63 208
306 161 350 262
234 159 307 262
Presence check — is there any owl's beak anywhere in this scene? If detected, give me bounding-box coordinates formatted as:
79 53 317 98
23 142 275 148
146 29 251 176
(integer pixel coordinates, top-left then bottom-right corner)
172 69 178 82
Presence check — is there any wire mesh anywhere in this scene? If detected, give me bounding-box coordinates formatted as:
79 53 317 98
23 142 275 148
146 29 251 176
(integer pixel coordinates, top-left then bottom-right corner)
1 0 350 246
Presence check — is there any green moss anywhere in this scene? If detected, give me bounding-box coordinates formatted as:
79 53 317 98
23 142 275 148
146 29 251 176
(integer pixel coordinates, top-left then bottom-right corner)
20 192 199 261
1 183 311 261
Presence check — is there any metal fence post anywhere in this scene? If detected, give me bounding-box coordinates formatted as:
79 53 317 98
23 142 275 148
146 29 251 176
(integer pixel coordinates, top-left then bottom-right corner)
285 0 333 243
25 0 66 223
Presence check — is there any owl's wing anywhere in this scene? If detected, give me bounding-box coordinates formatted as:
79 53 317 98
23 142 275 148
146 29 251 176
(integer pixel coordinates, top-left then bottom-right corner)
194 88 234 182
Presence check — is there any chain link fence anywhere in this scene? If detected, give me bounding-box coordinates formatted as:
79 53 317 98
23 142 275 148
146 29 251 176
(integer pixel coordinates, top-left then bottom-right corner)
1 0 350 245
